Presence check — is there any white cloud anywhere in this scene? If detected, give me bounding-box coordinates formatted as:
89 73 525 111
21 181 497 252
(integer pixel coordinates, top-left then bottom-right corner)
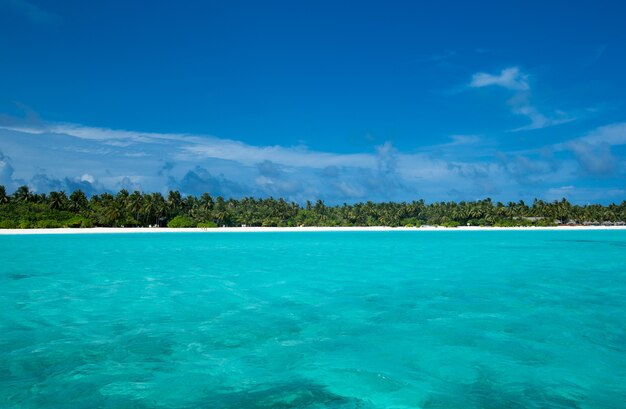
567 140 616 175
1 120 623 204
470 67 529 90
80 173 95 184
552 122 626 152
446 135 481 146
179 139 376 169
579 122 626 146
1 123 487 200
469 66 574 131
545 185 626 203
510 103 574 132
1 123 376 170
0 151 18 189
547 122 626 176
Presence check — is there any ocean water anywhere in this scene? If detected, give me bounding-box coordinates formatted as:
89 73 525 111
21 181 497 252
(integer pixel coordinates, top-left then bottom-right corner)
1 231 626 409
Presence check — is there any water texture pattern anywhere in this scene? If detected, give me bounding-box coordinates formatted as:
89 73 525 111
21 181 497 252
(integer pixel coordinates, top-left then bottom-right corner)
1 231 626 408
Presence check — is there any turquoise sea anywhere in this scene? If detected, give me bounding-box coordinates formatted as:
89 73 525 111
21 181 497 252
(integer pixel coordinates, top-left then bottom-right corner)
1 231 626 408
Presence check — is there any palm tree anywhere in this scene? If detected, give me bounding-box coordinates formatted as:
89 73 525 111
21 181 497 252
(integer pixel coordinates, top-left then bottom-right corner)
104 203 123 227
150 192 166 226
13 185 32 203
554 198 573 224
213 196 228 226
167 190 183 217
127 191 144 225
116 189 130 208
0 185 8 204
69 190 88 212
48 191 68 210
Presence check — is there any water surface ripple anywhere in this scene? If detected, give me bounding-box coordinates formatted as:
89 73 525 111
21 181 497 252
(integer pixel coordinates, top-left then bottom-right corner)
1 231 625 408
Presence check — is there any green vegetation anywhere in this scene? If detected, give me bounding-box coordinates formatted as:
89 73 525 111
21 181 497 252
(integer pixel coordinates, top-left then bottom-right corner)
0 184 625 228
167 216 196 228
197 221 218 228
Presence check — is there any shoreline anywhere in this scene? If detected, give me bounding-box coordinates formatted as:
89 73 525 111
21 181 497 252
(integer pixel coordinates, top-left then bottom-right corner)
1 225 626 234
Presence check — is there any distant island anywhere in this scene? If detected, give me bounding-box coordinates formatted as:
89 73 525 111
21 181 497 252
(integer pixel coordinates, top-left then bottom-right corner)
0 185 624 229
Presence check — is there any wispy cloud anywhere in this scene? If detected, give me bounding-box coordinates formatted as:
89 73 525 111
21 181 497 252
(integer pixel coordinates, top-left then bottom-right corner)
582 44 608 68
446 135 481 146
545 185 626 203
578 122 626 146
0 151 20 190
508 96 573 131
470 67 529 91
553 121 626 152
594 44 608 61
553 122 626 176
420 50 457 67
469 66 574 131
0 0 61 24
567 140 616 175
4 122 377 170
0 120 624 204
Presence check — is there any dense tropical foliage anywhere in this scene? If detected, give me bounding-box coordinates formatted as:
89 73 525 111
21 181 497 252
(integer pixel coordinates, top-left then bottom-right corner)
0 185 625 228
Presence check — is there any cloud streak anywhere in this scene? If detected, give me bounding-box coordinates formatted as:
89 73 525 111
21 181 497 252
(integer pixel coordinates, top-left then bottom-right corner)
0 119 624 204
7 122 376 170
554 122 626 176
469 66 574 131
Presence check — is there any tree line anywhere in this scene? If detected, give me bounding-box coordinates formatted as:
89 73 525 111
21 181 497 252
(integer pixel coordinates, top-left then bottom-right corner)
0 184 625 228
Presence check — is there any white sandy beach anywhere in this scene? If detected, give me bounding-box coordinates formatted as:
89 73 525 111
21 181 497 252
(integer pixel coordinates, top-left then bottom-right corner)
1 225 626 234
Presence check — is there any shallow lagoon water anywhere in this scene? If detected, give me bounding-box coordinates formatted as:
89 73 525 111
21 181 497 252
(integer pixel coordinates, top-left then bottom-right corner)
1 231 626 408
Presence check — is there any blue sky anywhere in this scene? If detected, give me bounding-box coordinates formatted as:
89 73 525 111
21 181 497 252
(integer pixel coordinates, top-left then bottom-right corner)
1 0 625 203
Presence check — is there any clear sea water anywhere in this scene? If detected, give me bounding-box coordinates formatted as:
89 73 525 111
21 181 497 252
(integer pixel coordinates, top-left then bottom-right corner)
1 231 626 408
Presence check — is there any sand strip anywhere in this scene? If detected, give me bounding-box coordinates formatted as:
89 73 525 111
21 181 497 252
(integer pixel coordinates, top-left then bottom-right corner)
1 226 626 234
